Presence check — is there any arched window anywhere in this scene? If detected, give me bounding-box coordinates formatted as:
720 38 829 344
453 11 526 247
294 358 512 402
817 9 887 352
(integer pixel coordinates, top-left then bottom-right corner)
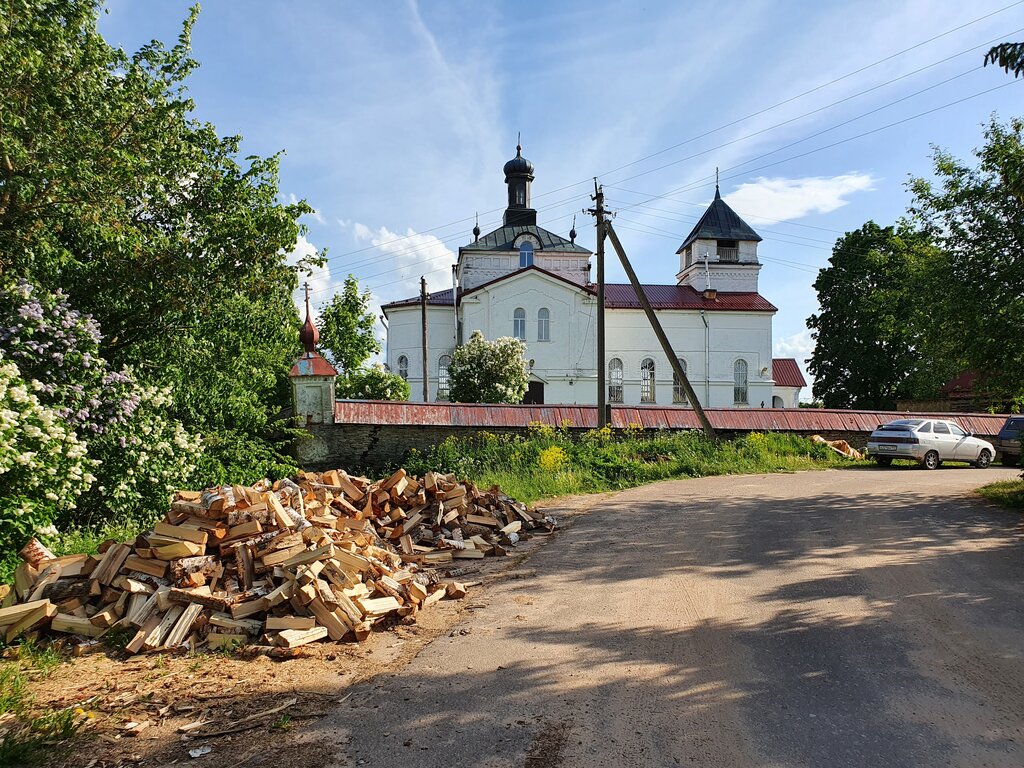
519 242 534 268
437 354 452 401
397 355 408 381
513 307 526 340
672 358 688 404
640 358 656 403
537 308 550 341
608 358 624 403
733 359 748 404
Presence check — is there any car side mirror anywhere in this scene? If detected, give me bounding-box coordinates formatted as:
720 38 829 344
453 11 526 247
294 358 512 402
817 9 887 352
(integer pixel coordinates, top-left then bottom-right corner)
966 431 973 437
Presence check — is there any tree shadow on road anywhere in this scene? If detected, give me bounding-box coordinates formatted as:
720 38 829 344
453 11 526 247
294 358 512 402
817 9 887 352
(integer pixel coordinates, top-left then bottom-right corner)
300 469 1024 767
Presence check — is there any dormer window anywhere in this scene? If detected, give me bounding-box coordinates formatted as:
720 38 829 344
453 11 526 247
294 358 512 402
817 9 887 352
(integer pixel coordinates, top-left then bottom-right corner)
519 242 534 268
717 239 739 263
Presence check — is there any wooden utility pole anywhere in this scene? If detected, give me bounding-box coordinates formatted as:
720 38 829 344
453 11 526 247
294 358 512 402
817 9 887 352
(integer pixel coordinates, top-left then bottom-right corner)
588 181 609 429
604 222 717 441
420 276 429 402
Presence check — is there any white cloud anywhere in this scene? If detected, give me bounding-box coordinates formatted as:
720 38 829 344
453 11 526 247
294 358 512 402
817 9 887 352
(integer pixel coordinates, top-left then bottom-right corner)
284 233 332 319
774 328 814 360
352 223 456 307
288 192 326 224
724 173 876 225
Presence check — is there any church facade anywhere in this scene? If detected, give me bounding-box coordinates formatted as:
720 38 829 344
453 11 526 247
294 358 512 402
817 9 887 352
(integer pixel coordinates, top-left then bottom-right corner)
382 145 805 408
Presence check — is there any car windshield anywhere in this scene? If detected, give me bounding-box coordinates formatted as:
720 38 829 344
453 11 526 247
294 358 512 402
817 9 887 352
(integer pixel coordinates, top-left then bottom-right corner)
1006 418 1024 431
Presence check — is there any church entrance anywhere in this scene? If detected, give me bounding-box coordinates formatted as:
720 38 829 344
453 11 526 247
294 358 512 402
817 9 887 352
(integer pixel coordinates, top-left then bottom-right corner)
523 381 544 404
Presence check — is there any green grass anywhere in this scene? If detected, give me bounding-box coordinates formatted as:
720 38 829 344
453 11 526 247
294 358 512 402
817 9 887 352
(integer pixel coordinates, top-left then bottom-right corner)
403 427 858 504
0 664 82 766
0 518 147 586
977 476 1024 510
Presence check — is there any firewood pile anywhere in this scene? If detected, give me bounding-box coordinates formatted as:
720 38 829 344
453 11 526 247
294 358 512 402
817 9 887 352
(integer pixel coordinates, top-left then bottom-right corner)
0 468 555 653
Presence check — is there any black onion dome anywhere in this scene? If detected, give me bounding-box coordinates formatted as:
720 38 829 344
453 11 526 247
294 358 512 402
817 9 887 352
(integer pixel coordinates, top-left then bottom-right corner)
503 144 534 177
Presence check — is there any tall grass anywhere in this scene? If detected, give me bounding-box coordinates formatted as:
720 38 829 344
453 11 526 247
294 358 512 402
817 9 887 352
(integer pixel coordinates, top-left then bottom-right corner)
403 426 852 503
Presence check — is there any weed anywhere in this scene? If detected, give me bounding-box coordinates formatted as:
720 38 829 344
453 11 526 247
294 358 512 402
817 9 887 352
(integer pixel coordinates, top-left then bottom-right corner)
0 664 82 766
977 477 1024 510
13 640 63 676
406 429 858 503
271 714 292 731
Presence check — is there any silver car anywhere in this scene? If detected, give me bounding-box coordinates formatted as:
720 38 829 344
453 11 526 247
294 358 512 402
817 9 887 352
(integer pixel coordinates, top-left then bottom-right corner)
866 418 995 469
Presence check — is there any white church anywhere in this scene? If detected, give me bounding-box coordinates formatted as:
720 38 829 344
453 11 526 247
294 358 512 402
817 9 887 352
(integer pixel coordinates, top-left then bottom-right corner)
382 144 805 408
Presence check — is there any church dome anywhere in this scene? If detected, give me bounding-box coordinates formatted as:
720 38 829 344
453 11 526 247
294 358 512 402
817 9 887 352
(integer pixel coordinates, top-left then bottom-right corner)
503 144 534 177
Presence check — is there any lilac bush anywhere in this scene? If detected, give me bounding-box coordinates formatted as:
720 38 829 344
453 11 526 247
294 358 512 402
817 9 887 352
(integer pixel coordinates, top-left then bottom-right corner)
0 280 200 541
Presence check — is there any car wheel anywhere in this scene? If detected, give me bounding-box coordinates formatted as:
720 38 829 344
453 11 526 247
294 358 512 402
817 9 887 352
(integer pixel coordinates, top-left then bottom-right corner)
875 457 893 467
975 449 992 469
922 450 940 470
1001 454 1019 467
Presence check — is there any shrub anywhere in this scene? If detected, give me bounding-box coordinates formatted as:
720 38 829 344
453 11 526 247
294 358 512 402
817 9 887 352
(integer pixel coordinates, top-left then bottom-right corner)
449 331 528 403
0 280 198 545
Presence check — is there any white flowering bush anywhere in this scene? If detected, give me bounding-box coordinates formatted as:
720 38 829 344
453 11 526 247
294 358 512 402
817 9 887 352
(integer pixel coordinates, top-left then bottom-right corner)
449 331 529 403
0 280 200 542
0 361 95 546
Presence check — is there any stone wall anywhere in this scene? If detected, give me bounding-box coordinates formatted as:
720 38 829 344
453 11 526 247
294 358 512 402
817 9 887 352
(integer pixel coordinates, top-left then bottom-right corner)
296 422 979 473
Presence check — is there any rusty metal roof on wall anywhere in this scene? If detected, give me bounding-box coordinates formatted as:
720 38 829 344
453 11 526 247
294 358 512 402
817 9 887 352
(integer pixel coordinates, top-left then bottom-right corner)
333 401 1008 435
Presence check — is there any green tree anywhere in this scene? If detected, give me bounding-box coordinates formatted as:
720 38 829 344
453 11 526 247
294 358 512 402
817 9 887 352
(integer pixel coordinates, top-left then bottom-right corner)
337 364 410 401
985 42 1024 78
448 331 529 404
807 222 952 409
908 116 1024 401
0 1 315 482
318 276 380 376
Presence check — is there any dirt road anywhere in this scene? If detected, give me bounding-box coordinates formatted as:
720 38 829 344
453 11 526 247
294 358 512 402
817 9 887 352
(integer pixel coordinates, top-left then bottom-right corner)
309 466 1024 767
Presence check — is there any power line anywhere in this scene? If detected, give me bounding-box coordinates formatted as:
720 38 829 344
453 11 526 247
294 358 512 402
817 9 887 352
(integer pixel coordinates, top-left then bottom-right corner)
615 79 1023 215
297 8 1022 279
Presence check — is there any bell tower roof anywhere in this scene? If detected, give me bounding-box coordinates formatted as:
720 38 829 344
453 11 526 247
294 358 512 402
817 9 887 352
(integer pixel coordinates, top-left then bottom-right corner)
676 184 762 254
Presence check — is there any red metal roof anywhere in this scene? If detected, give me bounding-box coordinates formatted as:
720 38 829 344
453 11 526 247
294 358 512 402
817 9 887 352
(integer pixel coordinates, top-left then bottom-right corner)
602 284 777 312
381 271 777 314
332 401 1008 435
771 358 807 388
290 351 338 377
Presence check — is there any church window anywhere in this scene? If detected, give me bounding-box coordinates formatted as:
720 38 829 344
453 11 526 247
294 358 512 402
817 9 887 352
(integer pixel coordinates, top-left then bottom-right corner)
519 242 534 268
437 355 452 401
733 359 748 404
640 358 656 403
513 307 526 340
672 358 688 404
397 355 408 381
537 308 550 341
608 358 623 403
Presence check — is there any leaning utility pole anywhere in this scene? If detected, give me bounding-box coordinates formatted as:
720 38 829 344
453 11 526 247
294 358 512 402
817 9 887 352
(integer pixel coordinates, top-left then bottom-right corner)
587 181 609 429
604 222 717 441
420 276 429 402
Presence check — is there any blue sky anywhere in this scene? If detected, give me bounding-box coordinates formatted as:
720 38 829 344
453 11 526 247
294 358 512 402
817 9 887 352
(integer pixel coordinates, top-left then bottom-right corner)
99 0 1024 392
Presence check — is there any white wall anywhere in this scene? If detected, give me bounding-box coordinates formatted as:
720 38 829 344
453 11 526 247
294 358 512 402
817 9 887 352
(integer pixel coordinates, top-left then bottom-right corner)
386 304 457 402
603 308 774 407
385 269 775 407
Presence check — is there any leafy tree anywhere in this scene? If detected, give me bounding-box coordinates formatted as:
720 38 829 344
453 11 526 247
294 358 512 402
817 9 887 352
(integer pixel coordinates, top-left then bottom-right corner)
0 1 315 483
807 222 952 409
318 276 380 376
449 331 529 404
985 43 1024 78
908 116 1024 401
337 364 410 401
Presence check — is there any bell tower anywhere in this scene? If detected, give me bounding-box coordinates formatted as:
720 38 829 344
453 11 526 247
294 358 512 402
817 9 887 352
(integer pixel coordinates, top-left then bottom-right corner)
503 137 537 227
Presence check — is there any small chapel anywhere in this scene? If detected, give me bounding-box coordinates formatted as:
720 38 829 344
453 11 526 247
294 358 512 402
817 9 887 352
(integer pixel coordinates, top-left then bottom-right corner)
381 144 805 408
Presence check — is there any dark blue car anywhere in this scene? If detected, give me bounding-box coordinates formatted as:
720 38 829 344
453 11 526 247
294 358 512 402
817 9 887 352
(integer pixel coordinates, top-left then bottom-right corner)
996 416 1023 467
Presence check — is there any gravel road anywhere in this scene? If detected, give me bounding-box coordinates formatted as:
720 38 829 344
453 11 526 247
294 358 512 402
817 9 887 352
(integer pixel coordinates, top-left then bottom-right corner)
313 466 1024 767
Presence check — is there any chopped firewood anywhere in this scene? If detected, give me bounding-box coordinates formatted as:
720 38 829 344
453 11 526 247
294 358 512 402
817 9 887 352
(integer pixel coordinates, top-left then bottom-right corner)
276 626 328 648
51 613 106 638
3 465 552 652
